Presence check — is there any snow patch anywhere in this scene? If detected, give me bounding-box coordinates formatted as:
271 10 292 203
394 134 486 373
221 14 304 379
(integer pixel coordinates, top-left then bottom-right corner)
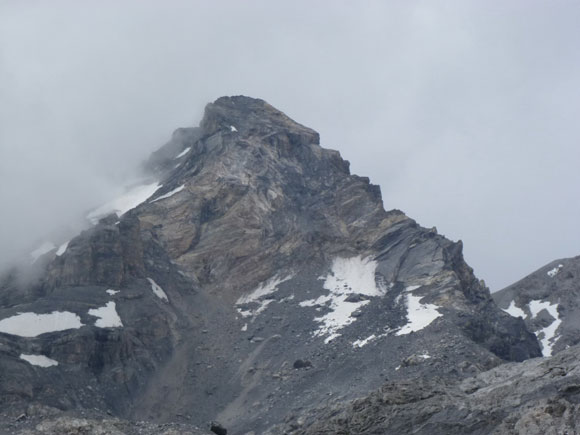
547 264 564 278
151 184 185 203
0 312 83 337
87 182 162 224
353 334 376 348
30 242 56 263
419 353 431 359
529 300 553 319
241 323 248 331
306 257 383 343
237 308 253 318
174 147 191 159
405 285 421 292
396 294 442 336
230 125 238 132
299 295 332 308
106 289 120 296
503 300 527 318
323 257 383 297
55 241 69 256
529 300 561 357
147 278 168 302
236 275 293 305
20 354 58 368
88 302 123 328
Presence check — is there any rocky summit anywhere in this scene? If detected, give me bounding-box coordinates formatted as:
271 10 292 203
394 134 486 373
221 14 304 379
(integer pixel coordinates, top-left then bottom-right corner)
0 96 571 435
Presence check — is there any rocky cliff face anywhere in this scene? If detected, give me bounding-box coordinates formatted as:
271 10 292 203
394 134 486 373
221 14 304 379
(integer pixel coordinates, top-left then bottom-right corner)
494 256 580 357
0 96 541 434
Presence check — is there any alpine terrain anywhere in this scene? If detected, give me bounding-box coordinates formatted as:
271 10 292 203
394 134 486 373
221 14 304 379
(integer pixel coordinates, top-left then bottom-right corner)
0 96 578 434
494 256 580 357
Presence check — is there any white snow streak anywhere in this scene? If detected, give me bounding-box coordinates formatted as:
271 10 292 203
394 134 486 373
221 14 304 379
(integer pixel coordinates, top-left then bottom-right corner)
55 241 69 256
503 300 527 318
147 278 168 301
30 242 56 263
547 264 564 278
151 184 185 203
87 182 161 224
20 354 58 368
88 302 123 328
230 125 238 132
396 294 442 336
353 334 376 348
0 312 83 337
174 147 191 159
529 300 561 357
236 275 293 305
106 289 120 296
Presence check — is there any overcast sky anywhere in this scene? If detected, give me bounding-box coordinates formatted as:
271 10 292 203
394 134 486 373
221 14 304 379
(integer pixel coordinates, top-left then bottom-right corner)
1 1 579 291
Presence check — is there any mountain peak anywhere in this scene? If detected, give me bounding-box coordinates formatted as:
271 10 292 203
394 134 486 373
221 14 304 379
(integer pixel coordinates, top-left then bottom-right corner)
0 96 542 434
200 95 320 145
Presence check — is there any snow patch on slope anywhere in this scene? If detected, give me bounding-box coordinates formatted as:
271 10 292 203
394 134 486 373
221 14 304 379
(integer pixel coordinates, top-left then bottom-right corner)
20 354 58 368
396 294 442 336
235 275 293 320
305 256 384 343
87 182 161 224
0 312 83 337
547 264 563 278
88 302 123 328
529 300 561 357
147 278 168 302
174 147 191 159
30 242 56 263
503 300 527 318
151 184 185 203
236 275 293 305
353 334 376 348
55 241 69 256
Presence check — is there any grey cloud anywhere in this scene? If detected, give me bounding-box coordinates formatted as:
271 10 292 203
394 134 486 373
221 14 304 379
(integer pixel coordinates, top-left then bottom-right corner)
1 0 579 290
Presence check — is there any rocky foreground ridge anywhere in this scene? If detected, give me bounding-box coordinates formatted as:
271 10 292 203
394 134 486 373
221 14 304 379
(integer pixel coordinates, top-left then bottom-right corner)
0 96 569 434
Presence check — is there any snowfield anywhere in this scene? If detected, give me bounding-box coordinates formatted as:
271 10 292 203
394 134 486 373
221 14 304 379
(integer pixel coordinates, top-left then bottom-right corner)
547 264 563 278
237 275 293 305
307 256 384 343
174 147 191 159
503 300 526 318
147 278 169 301
55 241 69 256
20 354 59 368
396 294 442 336
151 184 186 203
529 300 561 357
88 302 123 328
0 311 83 337
30 241 56 263
87 182 161 224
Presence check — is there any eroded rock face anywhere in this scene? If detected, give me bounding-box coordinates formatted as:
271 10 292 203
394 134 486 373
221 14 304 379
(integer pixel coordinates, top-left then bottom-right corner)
494 256 580 356
0 96 541 433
